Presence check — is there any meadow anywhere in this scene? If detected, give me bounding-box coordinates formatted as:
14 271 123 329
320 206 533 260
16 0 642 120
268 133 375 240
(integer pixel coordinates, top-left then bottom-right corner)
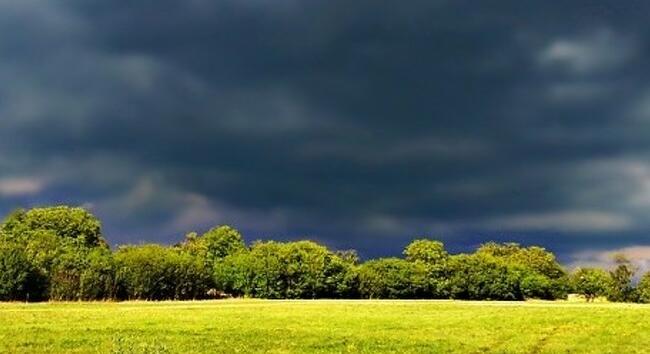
0 300 649 353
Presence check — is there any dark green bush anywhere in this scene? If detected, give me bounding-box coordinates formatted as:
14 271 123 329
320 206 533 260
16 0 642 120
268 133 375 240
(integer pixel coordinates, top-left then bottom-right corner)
0 243 46 301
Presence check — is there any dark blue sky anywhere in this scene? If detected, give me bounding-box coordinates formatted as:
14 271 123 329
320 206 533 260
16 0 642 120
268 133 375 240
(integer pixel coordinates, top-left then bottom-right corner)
2 1 650 266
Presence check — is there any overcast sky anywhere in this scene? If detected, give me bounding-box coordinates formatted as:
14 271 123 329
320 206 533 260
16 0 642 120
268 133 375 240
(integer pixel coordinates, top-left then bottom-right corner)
2 1 650 265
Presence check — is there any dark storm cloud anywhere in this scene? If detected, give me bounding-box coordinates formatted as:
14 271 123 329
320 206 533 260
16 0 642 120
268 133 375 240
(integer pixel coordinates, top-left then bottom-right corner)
3 0 650 261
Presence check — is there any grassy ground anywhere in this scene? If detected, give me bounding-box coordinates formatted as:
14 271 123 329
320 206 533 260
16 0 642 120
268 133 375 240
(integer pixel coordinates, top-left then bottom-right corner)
0 300 649 353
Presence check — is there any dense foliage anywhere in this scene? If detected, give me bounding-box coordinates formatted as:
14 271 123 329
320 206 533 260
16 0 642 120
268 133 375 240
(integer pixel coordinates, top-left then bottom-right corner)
0 206 648 302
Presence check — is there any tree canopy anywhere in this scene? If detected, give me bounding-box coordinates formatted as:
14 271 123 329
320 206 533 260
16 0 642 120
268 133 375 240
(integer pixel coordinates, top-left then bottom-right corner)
0 206 648 303
1 206 105 248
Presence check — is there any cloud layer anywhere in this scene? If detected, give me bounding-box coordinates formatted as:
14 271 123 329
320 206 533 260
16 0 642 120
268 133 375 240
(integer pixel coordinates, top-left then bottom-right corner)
2 1 650 262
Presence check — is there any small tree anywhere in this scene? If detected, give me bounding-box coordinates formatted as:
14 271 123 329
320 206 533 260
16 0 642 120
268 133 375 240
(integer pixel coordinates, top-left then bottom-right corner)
246 241 285 299
182 225 245 268
403 239 448 264
608 254 636 302
636 272 650 303
403 239 450 298
571 268 611 302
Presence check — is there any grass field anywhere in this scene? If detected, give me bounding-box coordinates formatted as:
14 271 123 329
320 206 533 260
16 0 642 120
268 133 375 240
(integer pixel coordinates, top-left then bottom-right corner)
0 300 649 353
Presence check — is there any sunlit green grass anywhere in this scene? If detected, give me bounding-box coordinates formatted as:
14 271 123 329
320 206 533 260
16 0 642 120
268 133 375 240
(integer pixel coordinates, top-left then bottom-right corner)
0 300 649 353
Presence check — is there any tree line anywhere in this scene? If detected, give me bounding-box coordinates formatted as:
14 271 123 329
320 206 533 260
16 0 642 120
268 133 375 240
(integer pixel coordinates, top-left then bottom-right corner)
0 206 648 303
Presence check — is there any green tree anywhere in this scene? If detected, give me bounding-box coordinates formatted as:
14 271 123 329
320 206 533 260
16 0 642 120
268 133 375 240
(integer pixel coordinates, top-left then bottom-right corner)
47 242 117 301
279 241 331 298
79 248 119 300
247 241 284 298
322 251 360 298
0 243 46 301
636 272 650 303
358 258 428 299
474 242 568 300
21 230 66 280
214 248 255 297
215 241 360 299
48 246 87 301
571 268 611 302
608 254 636 302
477 242 565 279
447 253 524 300
520 273 553 300
115 244 211 300
181 225 245 267
403 239 450 298
403 239 448 264
1 206 106 248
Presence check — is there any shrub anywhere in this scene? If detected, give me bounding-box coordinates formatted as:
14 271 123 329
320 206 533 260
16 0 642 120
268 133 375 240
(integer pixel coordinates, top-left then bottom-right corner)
215 241 360 299
0 243 46 301
115 244 212 300
358 258 428 299
447 254 524 300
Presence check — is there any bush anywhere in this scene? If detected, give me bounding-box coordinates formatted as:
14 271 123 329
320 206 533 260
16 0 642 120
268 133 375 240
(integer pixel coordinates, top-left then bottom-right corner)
115 245 212 300
322 251 360 298
214 249 255 297
79 249 118 300
19 232 117 301
447 254 524 300
358 258 429 299
0 243 46 301
520 273 553 300
215 241 360 299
